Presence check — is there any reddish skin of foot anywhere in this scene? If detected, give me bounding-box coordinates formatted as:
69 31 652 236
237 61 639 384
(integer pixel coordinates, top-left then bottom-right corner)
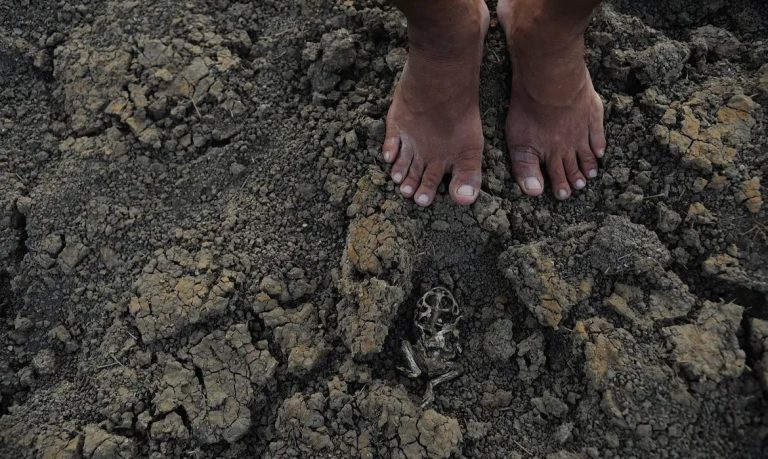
498 0 606 200
383 0 490 207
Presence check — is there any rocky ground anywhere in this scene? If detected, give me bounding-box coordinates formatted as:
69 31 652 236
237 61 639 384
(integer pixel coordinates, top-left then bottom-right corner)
1 0 767 457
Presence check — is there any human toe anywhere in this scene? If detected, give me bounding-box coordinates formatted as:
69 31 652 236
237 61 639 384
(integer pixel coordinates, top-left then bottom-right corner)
382 136 400 163
577 148 599 180
547 157 571 200
449 152 482 205
413 163 445 207
589 93 607 158
510 146 545 197
391 142 414 185
564 152 587 191
399 158 424 199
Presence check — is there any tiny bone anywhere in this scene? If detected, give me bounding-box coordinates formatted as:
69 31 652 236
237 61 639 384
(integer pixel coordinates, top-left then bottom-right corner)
398 340 422 379
421 369 461 408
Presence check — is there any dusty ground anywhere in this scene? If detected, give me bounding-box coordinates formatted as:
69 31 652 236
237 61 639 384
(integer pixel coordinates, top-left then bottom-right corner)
1 0 767 457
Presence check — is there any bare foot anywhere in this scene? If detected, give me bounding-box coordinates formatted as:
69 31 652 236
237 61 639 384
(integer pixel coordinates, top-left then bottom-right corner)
383 0 490 207
498 0 606 200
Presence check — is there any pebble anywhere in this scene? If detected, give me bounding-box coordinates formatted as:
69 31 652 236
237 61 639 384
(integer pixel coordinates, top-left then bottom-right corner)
32 348 57 375
14 316 33 332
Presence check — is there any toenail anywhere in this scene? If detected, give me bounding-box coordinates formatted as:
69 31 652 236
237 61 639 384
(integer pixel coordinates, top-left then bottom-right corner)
524 177 542 192
588 169 598 178
557 189 568 200
393 173 403 183
384 151 392 162
416 194 430 206
575 179 586 190
457 185 475 197
597 148 605 158
401 184 413 195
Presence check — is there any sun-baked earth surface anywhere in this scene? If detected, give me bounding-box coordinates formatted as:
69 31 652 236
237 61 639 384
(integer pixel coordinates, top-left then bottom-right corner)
1 0 767 457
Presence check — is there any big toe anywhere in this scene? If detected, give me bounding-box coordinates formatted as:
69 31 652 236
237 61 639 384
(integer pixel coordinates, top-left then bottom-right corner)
449 151 482 205
510 146 545 197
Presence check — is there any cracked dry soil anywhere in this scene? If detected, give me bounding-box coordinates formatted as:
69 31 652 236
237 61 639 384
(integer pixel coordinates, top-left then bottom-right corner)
1 0 768 458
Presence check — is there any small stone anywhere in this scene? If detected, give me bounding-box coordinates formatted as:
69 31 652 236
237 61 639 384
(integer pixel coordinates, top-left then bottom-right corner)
531 393 569 418
260 275 286 297
15 196 33 215
136 411 153 433
99 247 120 269
302 41 320 62
17 367 35 387
253 292 278 314
288 277 313 301
686 202 716 225
480 389 513 409
585 447 600 458
365 119 385 142
605 432 621 448
58 242 89 273
35 253 55 269
344 130 359 150
554 422 574 444
618 188 644 211
288 267 305 280
692 177 709 193
636 424 652 438
150 412 190 441
604 293 638 324
657 203 682 233
181 57 209 84
465 420 491 441
324 173 350 205
148 97 167 119
155 68 173 82
709 173 729 191
482 318 517 362
32 348 57 375
14 316 33 332
48 324 72 344
230 162 247 176
118 412 134 430
40 234 64 256
609 94 634 115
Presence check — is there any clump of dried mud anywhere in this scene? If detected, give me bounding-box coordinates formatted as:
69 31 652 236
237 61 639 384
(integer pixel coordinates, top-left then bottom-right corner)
1 0 767 457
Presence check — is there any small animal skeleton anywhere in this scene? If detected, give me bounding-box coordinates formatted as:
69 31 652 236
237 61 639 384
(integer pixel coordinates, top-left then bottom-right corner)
399 286 462 407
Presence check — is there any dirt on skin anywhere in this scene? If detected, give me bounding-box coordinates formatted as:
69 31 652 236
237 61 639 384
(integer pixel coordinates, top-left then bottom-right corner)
1 0 767 457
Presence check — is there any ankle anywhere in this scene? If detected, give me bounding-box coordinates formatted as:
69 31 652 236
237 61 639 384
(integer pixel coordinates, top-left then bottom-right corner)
504 2 591 107
405 0 487 60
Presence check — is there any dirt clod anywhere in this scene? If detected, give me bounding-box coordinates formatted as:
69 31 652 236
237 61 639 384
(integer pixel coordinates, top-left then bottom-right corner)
663 301 746 387
1 0 766 457
153 324 277 444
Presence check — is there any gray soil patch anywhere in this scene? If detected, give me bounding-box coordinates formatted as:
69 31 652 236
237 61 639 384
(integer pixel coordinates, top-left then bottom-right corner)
1 0 767 457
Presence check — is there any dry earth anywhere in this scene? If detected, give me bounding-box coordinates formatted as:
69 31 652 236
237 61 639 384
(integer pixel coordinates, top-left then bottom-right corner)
1 0 767 457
